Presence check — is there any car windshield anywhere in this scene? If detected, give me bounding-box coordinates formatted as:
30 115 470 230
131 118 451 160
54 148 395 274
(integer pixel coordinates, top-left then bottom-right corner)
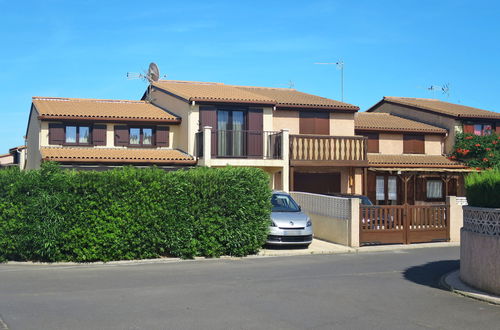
271 193 301 212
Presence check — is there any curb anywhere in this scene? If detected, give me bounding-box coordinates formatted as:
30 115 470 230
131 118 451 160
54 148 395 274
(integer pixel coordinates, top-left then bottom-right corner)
440 270 500 305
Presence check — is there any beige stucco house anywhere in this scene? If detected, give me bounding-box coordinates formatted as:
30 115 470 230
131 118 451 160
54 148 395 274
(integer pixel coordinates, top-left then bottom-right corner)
355 112 470 205
367 97 500 154
24 97 196 170
144 80 367 193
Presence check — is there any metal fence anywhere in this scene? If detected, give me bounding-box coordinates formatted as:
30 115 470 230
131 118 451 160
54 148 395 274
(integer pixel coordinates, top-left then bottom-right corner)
290 191 351 220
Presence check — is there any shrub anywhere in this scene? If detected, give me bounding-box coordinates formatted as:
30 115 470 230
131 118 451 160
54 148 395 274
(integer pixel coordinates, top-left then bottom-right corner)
452 133 500 169
465 169 500 208
0 163 271 262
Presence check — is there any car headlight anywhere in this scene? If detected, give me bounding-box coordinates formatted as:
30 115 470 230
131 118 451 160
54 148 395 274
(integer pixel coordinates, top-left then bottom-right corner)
306 219 312 227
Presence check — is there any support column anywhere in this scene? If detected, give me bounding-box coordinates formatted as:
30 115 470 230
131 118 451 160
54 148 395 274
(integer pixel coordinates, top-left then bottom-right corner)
281 129 290 192
349 197 360 247
447 196 463 242
202 126 212 167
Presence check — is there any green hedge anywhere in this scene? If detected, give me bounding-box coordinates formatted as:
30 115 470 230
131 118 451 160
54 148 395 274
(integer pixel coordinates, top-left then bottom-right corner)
0 163 272 262
465 169 500 208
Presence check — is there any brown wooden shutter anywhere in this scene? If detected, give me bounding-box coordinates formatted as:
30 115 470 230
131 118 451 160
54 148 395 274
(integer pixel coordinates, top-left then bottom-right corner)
463 124 474 134
365 133 379 153
48 123 65 145
93 124 107 146
366 171 376 203
299 112 315 134
247 108 263 157
199 106 217 156
315 112 330 135
496 123 500 135
416 177 426 201
114 125 129 146
403 134 424 154
299 112 329 135
156 126 170 147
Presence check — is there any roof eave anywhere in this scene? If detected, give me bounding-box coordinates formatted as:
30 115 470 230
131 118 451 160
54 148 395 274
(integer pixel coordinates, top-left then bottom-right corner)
355 127 447 134
276 104 359 112
38 115 181 124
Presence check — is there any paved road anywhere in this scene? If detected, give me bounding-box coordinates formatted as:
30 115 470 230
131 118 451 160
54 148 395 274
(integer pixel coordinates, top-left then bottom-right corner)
0 247 498 330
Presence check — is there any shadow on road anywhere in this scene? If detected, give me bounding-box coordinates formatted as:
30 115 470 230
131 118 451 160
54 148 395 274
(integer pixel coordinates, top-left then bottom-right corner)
404 259 459 290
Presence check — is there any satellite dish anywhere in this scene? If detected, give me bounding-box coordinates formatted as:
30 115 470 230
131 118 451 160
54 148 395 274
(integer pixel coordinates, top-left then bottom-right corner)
148 62 160 82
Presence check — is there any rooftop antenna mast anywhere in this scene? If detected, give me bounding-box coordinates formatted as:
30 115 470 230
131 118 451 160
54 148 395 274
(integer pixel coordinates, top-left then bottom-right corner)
287 80 295 89
314 60 344 101
426 83 451 98
127 62 165 101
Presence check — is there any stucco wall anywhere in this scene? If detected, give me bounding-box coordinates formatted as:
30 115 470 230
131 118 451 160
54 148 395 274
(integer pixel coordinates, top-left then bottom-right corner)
379 133 403 154
331 112 355 136
149 87 192 153
425 134 443 155
370 102 458 153
0 154 13 165
460 206 500 295
460 230 500 295
26 107 41 170
273 110 299 134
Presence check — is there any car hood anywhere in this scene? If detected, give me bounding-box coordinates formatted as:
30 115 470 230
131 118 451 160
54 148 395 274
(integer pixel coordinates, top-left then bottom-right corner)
271 211 310 227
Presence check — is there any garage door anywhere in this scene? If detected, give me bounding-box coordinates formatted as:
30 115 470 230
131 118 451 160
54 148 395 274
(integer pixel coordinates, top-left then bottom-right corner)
294 172 341 195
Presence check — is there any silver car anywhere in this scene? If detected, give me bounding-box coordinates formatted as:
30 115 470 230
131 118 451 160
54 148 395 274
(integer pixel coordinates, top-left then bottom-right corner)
267 191 313 247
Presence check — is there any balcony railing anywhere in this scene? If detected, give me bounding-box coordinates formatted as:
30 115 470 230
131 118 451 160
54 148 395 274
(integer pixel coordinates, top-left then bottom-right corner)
196 130 283 159
290 134 368 166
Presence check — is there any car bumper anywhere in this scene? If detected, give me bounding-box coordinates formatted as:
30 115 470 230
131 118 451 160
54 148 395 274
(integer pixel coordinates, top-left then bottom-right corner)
266 227 313 245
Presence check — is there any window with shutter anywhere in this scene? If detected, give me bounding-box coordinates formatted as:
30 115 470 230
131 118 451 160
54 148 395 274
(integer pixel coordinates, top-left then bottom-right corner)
247 108 263 157
403 134 424 154
93 124 106 146
114 125 129 146
299 112 329 135
156 126 170 147
48 123 65 145
364 133 379 153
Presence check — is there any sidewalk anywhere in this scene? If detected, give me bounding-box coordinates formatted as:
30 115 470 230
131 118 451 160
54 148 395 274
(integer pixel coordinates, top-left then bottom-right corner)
258 239 459 257
441 270 500 305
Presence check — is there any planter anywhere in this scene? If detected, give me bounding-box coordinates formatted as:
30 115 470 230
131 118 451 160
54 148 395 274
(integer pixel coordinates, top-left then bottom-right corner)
460 206 500 296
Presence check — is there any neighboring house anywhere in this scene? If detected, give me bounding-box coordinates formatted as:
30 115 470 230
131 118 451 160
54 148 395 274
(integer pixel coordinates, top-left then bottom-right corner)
0 153 13 167
25 97 196 170
355 112 469 205
366 97 500 154
145 80 366 193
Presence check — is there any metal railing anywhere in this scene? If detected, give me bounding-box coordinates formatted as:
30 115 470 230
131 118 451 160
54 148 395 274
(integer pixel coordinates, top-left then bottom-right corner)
196 130 283 159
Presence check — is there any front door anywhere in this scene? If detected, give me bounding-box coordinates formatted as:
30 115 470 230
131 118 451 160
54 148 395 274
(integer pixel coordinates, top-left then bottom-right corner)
218 110 245 157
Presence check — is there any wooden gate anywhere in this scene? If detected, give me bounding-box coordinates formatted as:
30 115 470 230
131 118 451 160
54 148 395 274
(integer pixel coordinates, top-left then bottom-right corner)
359 205 449 245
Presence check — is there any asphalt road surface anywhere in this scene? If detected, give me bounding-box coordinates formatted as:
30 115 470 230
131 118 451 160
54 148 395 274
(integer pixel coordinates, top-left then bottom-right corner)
0 246 498 330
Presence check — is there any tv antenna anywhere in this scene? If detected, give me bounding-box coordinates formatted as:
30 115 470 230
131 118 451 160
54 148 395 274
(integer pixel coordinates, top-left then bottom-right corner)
287 80 295 89
127 62 166 83
426 83 450 97
127 63 166 101
314 60 344 101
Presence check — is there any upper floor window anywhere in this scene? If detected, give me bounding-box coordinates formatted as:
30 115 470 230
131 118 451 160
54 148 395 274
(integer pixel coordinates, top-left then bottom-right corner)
129 127 153 146
65 125 91 145
403 134 424 154
464 123 493 136
364 133 379 153
299 111 330 135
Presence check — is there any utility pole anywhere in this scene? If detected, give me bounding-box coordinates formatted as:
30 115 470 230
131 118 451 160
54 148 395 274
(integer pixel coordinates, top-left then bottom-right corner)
314 61 344 102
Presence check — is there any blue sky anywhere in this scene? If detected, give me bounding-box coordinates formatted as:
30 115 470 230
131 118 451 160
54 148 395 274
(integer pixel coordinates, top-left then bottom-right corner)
0 0 499 151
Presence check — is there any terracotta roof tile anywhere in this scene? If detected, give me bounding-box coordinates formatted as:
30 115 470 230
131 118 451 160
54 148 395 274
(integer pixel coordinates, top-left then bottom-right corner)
368 154 466 168
33 97 180 122
152 80 359 110
378 97 500 119
355 113 447 133
41 147 196 165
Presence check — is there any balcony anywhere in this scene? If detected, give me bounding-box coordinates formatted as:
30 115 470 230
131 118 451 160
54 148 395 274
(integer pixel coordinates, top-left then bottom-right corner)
289 134 368 166
196 129 283 160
